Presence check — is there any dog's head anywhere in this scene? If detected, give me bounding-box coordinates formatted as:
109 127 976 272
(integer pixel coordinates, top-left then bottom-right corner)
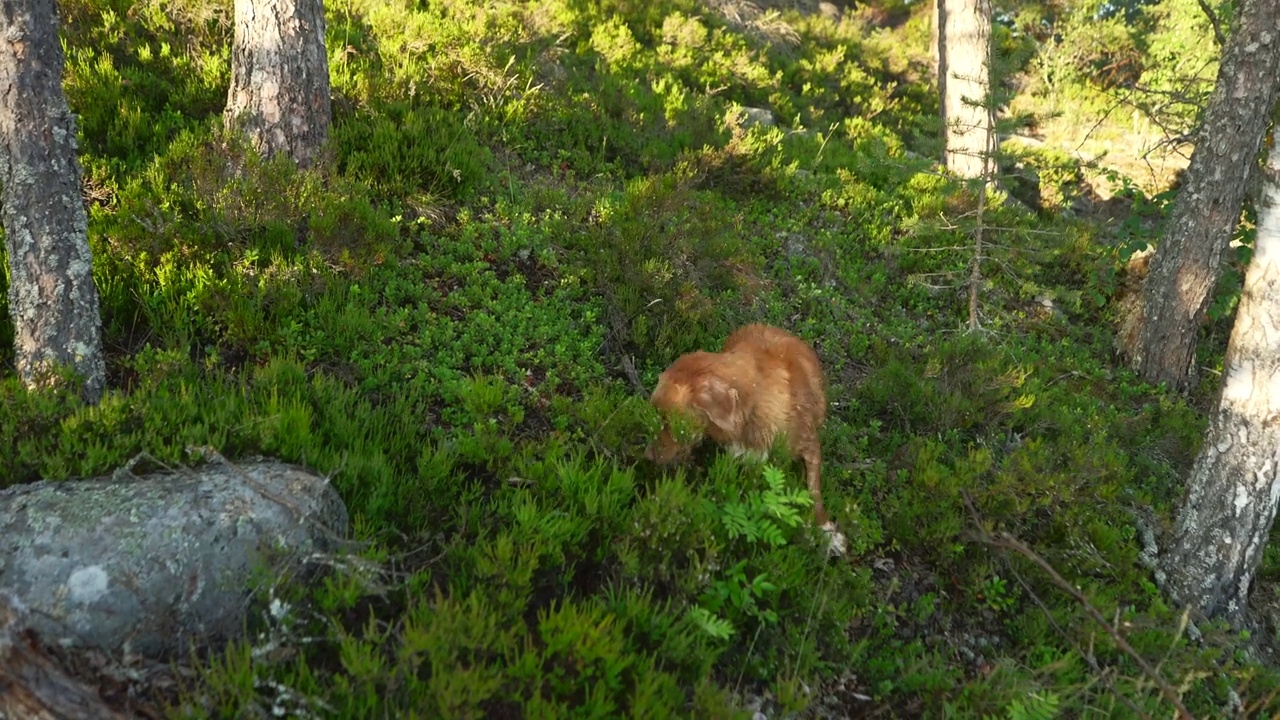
645 355 743 464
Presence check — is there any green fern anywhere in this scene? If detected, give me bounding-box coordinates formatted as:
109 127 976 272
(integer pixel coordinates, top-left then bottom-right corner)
760 464 809 529
1005 692 1060 720
758 522 786 547
715 464 812 549
720 502 754 541
686 606 735 640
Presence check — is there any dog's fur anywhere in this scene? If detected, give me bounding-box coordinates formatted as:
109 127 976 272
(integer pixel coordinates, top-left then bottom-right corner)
645 324 832 529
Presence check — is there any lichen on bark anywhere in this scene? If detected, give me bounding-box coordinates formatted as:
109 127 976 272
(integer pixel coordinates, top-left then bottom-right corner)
1127 0 1280 392
0 0 105 402
1162 128 1280 624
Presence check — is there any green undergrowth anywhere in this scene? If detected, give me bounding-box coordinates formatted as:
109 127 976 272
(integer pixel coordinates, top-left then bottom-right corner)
0 0 1276 716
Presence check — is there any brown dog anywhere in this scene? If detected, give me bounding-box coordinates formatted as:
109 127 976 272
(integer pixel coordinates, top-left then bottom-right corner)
645 324 845 554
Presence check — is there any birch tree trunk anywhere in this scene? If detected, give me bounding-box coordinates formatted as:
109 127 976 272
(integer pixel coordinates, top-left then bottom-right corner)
0 0 105 403
929 0 940 81
224 0 332 168
937 0 994 179
1127 0 1280 391
1162 127 1280 624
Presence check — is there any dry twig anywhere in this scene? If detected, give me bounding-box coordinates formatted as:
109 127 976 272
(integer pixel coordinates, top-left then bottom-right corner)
621 354 649 396
961 493 1194 720
0 594 126 720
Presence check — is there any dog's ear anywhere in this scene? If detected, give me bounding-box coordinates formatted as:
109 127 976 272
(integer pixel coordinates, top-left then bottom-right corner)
693 375 742 434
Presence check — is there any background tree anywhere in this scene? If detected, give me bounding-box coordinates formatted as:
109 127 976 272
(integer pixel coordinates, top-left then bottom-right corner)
935 0 995 329
936 0 994 179
0 0 105 402
1126 0 1280 391
224 0 332 168
1162 124 1280 624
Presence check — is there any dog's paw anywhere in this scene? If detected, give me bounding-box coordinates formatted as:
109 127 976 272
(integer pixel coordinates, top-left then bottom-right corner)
821 521 848 557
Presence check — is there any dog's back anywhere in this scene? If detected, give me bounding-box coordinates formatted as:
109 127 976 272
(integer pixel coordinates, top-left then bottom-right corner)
721 324 826 449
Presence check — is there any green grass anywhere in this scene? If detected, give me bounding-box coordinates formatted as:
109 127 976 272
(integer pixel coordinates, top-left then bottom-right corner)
0 0 1274 716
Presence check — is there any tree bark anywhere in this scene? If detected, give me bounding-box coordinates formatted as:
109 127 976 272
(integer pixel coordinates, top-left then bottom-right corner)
1162 127 1280 625
224 0 332 169
937 0 994 179
1128 0 1280 391
929 0 940 81
0 458 349 659
0 0 105 403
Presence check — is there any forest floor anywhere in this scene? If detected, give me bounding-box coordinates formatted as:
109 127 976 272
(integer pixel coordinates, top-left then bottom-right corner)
1 0 1270 717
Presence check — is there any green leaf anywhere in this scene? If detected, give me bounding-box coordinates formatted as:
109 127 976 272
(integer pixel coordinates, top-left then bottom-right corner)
687 606 735 640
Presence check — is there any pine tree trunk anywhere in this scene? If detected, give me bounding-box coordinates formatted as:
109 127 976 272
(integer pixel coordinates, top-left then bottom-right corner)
1128 0 1280 392
0 0 105 403
224 0 332 169
1162 128 1280 624
938 0 993 179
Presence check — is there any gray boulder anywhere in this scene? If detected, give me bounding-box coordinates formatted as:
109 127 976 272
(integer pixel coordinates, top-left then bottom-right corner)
0 457 348 659
730 106 776 129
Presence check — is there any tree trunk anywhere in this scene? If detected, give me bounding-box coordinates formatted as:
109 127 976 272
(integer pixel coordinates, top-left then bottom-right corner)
1161 128 1280 625
0 0 105 403
930 0 940 81
1127 0 1280 392
937 0 993 179
224 0 332 169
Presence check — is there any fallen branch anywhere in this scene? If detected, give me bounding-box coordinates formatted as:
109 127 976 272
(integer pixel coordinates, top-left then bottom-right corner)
1007 568 1151 720
621 354 649 396
0 593 124 720
1193 0 1226 47
961 493 1194 720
